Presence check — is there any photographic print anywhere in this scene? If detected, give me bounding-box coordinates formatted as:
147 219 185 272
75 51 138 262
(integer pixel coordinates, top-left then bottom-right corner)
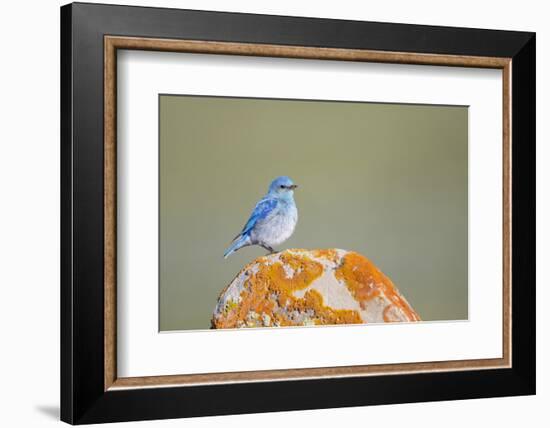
159 94 468 331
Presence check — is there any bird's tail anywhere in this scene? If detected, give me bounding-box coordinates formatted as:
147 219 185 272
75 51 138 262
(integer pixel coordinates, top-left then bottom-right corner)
223 234 250 259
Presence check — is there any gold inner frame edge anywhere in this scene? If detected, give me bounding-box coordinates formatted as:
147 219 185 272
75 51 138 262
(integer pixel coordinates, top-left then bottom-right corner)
104 35 512 391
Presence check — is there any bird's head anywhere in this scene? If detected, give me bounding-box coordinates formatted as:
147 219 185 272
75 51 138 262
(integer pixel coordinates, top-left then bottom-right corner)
268 176 298 196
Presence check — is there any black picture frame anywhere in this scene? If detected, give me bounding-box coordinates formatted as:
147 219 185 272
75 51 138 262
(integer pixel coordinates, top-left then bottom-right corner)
61 2 535 424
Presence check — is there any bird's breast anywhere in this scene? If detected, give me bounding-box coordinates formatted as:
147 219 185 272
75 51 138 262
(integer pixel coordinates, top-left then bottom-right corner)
252 203 297 247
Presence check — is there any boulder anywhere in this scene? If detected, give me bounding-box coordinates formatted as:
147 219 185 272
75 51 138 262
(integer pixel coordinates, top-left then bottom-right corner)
212 249 420 329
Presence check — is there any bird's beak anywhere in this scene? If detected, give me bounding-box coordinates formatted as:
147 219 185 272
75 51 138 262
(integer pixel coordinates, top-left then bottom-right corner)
290 184 298 190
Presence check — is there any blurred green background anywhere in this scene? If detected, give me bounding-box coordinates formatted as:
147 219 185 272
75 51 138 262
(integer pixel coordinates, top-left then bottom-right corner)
159 95 468 331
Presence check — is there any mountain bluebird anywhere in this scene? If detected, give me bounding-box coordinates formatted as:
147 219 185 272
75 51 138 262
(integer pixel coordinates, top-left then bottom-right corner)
224 176 298 258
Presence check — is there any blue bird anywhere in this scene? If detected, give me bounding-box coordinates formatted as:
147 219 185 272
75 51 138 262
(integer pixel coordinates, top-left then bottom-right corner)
224 176 298 258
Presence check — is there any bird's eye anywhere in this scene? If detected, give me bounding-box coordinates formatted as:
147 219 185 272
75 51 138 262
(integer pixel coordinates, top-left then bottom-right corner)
280 185 285 189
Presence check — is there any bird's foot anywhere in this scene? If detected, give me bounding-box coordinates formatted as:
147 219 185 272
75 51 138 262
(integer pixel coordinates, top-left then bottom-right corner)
261 244 276 255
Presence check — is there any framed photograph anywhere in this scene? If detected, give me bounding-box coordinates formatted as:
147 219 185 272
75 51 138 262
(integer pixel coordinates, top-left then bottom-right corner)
60 2 535 424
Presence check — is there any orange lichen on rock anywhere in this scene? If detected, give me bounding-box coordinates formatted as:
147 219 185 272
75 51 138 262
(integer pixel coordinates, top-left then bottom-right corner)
335 252 421 322
211 249 420 329
300 289 363 325
310 248 340 264
211 251 324 328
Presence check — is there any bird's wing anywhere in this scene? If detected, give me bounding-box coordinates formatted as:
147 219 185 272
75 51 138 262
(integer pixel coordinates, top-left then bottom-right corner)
239 197 278 237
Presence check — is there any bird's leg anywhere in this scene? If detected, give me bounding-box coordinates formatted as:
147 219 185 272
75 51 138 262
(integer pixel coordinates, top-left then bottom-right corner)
260 244 276 255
